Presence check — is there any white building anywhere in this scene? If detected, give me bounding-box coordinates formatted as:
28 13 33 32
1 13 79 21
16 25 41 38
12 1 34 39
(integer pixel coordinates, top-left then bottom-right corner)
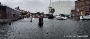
44 7 49 14
51 1 75 15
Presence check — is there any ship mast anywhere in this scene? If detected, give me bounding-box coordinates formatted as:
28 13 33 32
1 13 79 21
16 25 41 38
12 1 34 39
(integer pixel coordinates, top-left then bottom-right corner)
49 0 52 14
58 0 60 15
49 0 51 7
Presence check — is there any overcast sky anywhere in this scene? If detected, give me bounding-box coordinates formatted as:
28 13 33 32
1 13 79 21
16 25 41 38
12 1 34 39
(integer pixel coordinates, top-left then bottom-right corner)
0 0 76 13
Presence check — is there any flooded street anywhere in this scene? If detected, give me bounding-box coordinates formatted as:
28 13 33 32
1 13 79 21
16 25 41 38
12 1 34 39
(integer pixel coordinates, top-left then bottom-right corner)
0 18 90 39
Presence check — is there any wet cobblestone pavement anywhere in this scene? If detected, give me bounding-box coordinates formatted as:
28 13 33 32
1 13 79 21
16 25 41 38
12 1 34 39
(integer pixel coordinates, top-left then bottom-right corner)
0 18 90 39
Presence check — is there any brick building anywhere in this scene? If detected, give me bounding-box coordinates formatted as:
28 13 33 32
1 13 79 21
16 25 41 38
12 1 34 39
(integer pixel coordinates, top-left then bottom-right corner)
72 0 90 17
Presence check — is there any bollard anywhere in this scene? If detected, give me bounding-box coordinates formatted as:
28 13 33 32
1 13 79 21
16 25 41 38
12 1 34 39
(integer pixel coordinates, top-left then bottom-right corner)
30 20 32 22
9 21 11 25
30 16 33 22
30 18 32 22
38 17 43 26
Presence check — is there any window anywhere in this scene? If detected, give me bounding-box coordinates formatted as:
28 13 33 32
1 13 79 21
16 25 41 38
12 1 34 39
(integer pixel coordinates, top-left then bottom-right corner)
81 2 83 5
80 2 81 5
80 7 81 10
0 14 1 17
86 6 90 10
81 6 84 10
77 7 80 11
82 7 83 10
82 2 84 5
81 0 83 1
13 14 16 18
76 3 78 6
81 2 84 5
78 3 79 6
80 2 82 5
0 10 2 17
80 7 83 10
86 1 90 4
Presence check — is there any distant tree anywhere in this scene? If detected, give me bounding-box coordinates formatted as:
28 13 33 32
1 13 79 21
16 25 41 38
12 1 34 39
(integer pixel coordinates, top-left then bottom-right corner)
15 6 20 10
50 8 55 13
37 12 41 15
20 11 28 15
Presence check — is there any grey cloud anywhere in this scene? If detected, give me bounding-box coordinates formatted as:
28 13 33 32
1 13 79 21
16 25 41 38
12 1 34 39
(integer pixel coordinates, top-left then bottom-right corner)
15 0 45 6
0 0 76 13
24 0 44 7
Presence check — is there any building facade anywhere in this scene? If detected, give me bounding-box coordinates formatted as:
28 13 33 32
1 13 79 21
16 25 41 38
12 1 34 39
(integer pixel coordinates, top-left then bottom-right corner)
52 1 75 15
0 3 20 21
72 0 90 16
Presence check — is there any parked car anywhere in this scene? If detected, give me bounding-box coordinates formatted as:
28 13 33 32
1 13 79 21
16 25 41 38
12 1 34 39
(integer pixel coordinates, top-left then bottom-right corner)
55 14 67 20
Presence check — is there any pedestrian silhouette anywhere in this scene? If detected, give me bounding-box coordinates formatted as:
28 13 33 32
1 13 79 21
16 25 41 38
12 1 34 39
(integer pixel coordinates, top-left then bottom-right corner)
30 15 33 22
9 21 11 25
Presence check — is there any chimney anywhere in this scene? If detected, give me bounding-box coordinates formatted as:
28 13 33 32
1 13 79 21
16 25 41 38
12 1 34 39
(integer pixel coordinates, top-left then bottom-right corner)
77 0 80 1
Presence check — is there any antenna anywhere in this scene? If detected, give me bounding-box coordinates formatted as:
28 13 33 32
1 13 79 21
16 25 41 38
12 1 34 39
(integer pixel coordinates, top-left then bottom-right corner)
49 0 52 14
49 0 51 7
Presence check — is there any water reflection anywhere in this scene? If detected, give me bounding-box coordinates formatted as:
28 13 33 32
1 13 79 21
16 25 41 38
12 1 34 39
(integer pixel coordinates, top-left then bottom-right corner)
0 18 90 39
74 20 90 39
38 25 43 28
0 24 12 39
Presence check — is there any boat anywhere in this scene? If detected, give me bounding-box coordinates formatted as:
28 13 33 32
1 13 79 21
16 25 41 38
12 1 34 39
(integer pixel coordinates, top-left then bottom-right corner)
55 14 67 20
80 13 90 20
80 15 90 20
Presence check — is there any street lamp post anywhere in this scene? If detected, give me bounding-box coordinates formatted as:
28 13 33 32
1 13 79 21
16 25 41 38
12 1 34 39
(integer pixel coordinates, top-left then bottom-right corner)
77 8 80 19
77 8 79 14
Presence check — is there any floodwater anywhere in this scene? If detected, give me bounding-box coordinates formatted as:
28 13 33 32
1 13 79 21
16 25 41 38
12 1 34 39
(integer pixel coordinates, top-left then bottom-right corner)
0 18 90 39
